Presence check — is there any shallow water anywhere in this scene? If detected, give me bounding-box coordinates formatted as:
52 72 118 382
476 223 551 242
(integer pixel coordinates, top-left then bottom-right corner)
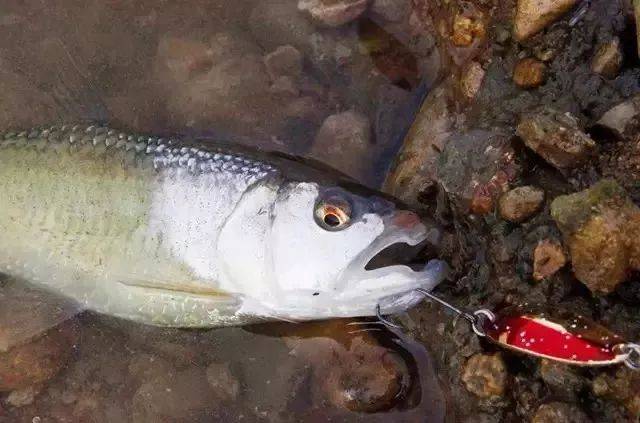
0 1 448 421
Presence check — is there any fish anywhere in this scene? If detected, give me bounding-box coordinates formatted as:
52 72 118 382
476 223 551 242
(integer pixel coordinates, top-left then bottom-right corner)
0 124 447 328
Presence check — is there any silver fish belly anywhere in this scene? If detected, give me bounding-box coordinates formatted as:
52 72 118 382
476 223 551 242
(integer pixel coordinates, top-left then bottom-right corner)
0 125 280 326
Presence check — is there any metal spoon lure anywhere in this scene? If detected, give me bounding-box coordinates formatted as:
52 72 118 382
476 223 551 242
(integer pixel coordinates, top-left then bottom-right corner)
377 289 640 370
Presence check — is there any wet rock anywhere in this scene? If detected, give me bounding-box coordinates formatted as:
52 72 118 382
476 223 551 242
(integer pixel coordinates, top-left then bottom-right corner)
597 94 640 139
270 76 301 97
531 402 591 423
461 353 508 399
539 360 585 397
0 322 76 392
281 320 411 413
155 33 322 143
5 385 40 408
323 341 408 413
309 110 373 181
513 58 547 89
370 0 408 22
264 45 304 80
436 129 519 215
550 179 640 294
249 0 317 54
516 108 597 171
132 367 219 422
593 367 640 418
514 0 579 41
206 362 240 402
384 82 455 208
498 186 545 223
460 61 486 100
591 37 623 79
298 0 369 27
533 239 567 281
451 11 486 47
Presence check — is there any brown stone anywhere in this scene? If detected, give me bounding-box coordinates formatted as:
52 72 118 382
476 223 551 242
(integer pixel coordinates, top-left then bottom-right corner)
593 367 640 418
310 110 373 181
0 322 77 392
513 58 547 89
264 45 303 80
516 108 597 170
451 13 486 47
551 180 640 294
498 186 545 223
514 0 579 41
298 0 370 27
460 61 485 100
592 38 623 79
533 239 567 281
461 353 508 398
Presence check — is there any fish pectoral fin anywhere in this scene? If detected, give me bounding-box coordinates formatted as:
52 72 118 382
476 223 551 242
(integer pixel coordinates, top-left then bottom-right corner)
0 277 81 352
117 278 231 297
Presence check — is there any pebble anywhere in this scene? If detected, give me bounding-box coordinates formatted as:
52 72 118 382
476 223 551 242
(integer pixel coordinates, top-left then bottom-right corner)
533 239 567 281
5 385 41 408
297 0 370 27
264 45 303 80
531 402 591 423
593 367 640 418
460 61 486 100
597 94 640 139
516 107 597 170
436 129 519 215
539 360 585 397
498 186 545 223
309 110 373 181
591 38 623 79
513 58 547 89
514 0 579 41
550 179 640 294
451 12 486 47
321 336 409 413
461 353 508 399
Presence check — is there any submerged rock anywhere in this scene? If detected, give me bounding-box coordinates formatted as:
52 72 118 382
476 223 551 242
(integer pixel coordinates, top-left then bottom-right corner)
384 82 456 208
513 0 579 41
498 186 545 223
205 362 240 402
0 322 76 392
513 58 547 89
591 38 623 80
533 239 567 281
309 110 373 182
460 61 486 100
298 0 370 27
550 180 640 294
516 108 597 171
593 367 640 418
461 353 508 399
436 129 519 215
264 45 304 80
597 94 640 139
451 11 486 47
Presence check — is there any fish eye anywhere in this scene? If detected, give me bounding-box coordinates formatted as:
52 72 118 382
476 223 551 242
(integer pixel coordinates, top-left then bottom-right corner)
315 196 352 231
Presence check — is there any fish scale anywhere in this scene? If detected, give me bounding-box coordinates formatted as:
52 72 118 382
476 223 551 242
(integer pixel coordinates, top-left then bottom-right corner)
0 124 280 326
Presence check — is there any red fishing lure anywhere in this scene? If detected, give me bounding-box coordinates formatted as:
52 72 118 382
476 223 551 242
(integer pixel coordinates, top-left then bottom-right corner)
378 290 640 370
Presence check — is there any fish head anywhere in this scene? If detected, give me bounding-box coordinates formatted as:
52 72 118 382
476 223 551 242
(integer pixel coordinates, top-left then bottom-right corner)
244 181 448 320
